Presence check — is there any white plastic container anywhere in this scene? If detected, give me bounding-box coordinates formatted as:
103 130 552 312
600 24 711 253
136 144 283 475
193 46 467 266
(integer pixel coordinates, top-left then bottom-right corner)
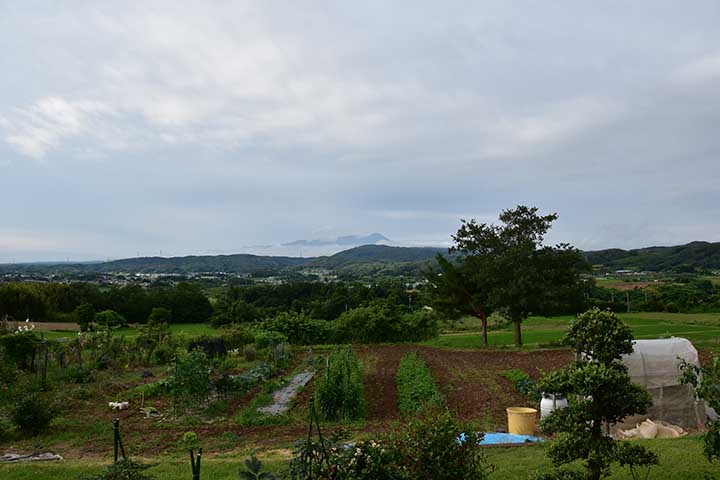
540 393 568 419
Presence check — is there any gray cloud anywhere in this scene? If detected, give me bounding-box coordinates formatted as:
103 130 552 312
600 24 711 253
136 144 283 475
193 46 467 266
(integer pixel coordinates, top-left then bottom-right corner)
1 1 720 261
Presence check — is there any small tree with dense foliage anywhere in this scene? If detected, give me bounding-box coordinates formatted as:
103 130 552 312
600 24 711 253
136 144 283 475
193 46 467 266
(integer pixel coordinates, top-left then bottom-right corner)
74 303 95 332
168 349 211 416
680 355 720 463
538 308 658 480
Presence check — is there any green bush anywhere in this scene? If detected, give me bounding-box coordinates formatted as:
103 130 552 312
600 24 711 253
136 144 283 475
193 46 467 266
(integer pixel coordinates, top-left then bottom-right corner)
254 330 288 350
314 346 365 421
11 393 57 436
167 350 211 415
396 352 444 416
262 311 336 345
288 409 489 480
65 365 96 384
95 310 127 328
219 324 255 349
0 331 38 370
152 344 175 365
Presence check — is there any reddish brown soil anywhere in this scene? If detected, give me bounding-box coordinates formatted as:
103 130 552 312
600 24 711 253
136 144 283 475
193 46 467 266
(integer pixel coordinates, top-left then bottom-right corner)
359 344 418 420
359 345 572 429
419 347 572 428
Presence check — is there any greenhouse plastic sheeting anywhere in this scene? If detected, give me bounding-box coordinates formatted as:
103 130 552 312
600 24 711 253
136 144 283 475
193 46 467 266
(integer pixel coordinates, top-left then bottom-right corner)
617 337 707 430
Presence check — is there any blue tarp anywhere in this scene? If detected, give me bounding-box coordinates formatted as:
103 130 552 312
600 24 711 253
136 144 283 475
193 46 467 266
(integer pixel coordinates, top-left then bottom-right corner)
458 432 543 445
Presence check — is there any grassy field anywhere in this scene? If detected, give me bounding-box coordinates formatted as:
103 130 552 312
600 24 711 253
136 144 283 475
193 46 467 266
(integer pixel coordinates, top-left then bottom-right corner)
37 323 217 340
427 312 720 350
0 437 715 479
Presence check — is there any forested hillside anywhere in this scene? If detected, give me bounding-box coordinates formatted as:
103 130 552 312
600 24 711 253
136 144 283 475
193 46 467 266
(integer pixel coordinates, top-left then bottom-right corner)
584 241 720 272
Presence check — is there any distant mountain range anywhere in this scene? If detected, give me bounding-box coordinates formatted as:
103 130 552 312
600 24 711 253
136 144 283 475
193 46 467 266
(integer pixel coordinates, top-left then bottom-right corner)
583 241 720 272
2 241 720 277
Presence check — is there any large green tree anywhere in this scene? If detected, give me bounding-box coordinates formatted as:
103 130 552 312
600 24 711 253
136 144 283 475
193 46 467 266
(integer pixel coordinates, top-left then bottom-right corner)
431 205 588 347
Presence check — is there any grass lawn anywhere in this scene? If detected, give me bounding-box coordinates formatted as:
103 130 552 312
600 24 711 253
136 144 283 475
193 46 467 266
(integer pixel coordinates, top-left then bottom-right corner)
38 323 217 340
0 437 714 479
427 312 720 350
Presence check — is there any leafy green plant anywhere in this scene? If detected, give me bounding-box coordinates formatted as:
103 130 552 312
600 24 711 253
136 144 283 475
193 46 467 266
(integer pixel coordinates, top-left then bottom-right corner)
396 352 444 416
11 392 57 436
167 349 211 415
314 346 365 421
180 431 200 451
65 364 96 384
500 368 541 404
287 409 488 480
539 308 658 480
680 355 720 462
239 455 277 480
254 331 288 350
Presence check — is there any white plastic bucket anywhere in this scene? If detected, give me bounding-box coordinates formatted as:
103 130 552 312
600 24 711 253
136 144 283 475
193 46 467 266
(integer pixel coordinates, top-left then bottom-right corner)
540 393 568 419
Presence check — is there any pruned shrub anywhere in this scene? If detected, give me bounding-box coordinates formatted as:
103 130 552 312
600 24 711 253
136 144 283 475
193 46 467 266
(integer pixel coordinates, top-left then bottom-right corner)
314 346 365 421
167 350 211 415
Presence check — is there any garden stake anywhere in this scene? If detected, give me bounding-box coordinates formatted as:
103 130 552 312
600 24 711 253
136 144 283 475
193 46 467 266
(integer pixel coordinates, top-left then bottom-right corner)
113 418 127 463
303 396 329 477
190 448 202 480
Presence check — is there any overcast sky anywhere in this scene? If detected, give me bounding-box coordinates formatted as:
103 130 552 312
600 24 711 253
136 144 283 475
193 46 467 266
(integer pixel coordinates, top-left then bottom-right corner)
1 1 720 262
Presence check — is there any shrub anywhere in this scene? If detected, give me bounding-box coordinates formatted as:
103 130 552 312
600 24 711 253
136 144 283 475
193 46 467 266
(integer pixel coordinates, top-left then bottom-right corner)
167 350 211 415
11 393 57 436
395 409 489 480
152 344 175 365
95 310 127 328
0 331 38 370
65 365 96 384
262 311 336 345
74 303 96 332
254 331 288 350
399 309 439 341
287 409 489 480
396 352 444 416
219 324 255 349
680 355 720 462
243 344 257 362
314 346 365 421
179 431 200 451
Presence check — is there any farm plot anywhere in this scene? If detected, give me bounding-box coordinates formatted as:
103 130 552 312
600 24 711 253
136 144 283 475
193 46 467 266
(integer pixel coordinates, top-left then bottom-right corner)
419 347 571 427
